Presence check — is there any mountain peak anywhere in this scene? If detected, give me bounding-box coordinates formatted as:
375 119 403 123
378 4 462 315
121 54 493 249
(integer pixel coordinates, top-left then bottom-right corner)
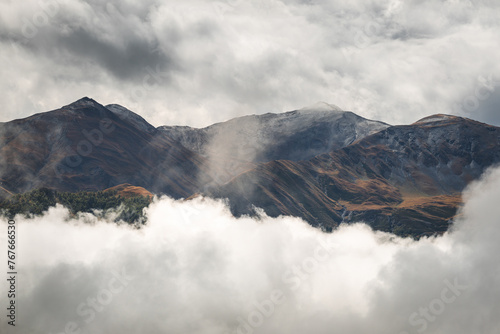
63 97 102 110
298 102 343 113
414 114 462 124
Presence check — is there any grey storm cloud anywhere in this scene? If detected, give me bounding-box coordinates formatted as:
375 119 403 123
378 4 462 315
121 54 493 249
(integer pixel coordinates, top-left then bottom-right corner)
55 28 170 81
1 0 175 81
0 0 499 127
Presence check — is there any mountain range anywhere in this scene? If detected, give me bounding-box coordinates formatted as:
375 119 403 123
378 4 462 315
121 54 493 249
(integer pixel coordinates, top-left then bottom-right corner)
1 97 499 237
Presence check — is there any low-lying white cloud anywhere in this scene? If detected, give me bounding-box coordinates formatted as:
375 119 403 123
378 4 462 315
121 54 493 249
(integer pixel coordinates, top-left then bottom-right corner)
1 166 500 333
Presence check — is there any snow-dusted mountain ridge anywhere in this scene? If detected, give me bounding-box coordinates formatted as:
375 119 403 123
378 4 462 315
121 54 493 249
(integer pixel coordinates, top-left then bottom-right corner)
158 102 390 162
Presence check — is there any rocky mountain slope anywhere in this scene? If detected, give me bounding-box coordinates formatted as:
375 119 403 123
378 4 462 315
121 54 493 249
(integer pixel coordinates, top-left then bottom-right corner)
1 98 499 237
206 114 500 236
159 102 390 163
0 97 210 198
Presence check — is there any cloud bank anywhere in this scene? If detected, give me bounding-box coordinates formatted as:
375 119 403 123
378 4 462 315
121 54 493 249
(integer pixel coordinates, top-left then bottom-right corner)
1 165 500 333
1 0 500 127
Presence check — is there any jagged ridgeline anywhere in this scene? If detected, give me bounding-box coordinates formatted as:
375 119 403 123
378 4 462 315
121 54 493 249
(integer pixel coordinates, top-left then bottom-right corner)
0 188 151 224
1 97 500 238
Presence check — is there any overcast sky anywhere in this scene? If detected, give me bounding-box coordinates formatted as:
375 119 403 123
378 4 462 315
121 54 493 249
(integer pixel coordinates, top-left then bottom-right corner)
1 0 499 127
